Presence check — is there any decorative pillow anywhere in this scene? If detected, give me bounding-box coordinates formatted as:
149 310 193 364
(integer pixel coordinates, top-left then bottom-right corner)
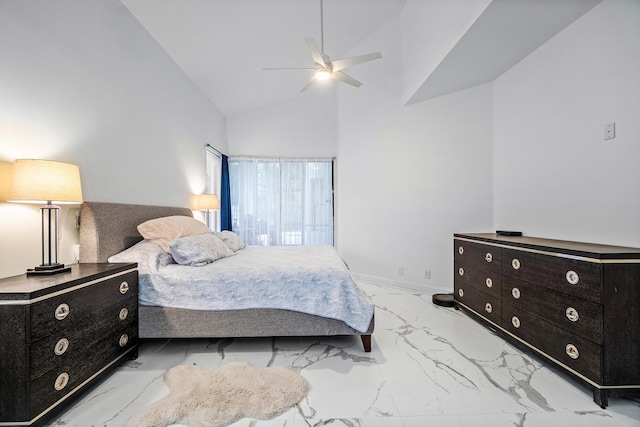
137 215 211 252
213 230 246 252
168 233 234 267
107 240 175 272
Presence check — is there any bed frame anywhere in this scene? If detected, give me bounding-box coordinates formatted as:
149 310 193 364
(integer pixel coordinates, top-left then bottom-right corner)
79 201 373 351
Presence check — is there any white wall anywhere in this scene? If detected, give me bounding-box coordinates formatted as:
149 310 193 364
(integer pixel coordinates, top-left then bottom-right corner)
493 0 640 247
336 15 493 291
0 0 226 278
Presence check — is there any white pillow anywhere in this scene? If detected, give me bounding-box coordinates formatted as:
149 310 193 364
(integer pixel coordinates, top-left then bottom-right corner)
213 230 246 252
107 240 175 272
168 233 234 266
137 215 211 252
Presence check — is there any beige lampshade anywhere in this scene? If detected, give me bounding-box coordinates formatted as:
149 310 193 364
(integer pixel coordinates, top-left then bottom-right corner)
196 194 219 210
7 159 83 204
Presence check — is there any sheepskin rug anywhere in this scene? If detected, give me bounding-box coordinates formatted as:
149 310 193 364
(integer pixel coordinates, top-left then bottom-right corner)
127 362 309 427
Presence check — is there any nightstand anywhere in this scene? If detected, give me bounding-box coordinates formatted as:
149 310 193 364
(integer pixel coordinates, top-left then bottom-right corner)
0 263 138 426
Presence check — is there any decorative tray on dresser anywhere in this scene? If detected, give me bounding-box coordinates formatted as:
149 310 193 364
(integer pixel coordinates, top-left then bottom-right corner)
0 263 138 426
453 233 640 408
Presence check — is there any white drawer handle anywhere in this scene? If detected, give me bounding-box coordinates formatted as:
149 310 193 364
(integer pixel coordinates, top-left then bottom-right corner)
485 252 493 263
119 334 129 347
566 344 580 359
484 303 493 313
511 316 521 328
458 289 464 297
458 246 464 255
458 268 464 276
119 307 129 321
511 287 521 299
566 270 579 285
55 303 70 321
54 372 69 391
119 281 130 294
511 259 521 270
566 307 579 322
54 338 69 356
485 278 493 288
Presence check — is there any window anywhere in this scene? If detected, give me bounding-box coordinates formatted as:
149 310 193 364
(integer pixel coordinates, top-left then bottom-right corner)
205 145 222 231
229 157 334 246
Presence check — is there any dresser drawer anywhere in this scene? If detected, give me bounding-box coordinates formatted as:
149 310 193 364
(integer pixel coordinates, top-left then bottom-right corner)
501 278 603 344
502 305 603 382
30 271 137 342
29 320 137 417
501 249 602 303
455 258 501 299
455 239 501 272
454 283 501 325
30 296 137 381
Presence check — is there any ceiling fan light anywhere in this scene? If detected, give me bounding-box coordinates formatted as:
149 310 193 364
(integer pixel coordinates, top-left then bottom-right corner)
315 69 331 80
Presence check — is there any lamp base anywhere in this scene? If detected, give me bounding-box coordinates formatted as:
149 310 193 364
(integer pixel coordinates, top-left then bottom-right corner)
27 264 71 276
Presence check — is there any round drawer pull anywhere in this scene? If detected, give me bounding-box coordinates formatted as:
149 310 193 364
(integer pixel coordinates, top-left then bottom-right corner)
458 268 464 276
458 246 464 255
55 303 70 321
54 338 69 356
119 281 130 294
566 270 579 285
566 307 579 322
485 252 493 263
566 344 580 359
54 372 69 391
511 316 521 328
511 258 521 270
511 287 521 299
458 289 464 297
484 303 493 313
119 334 129 347
119 307 129 321
485 278 493 288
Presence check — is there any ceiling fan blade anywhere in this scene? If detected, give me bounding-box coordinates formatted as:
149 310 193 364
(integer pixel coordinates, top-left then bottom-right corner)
331 71 362 88
305 38 327 68
330 52 382 72
262 67 316 71
300 76 316 92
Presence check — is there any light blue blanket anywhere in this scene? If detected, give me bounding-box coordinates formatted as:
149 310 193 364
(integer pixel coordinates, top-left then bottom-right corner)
110 243 374 333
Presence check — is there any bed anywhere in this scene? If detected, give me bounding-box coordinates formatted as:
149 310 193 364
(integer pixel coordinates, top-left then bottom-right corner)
78 201 374 351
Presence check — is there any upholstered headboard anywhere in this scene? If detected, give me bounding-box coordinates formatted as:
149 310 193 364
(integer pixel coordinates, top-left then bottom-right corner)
79 201 193 263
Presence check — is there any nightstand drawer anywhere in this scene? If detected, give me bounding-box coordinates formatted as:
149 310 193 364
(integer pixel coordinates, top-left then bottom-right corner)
454 283 501 325
30 271 138 341
502 278 602 344
502 305 602 382
29 321 137 417
501 249 601 303
30 296 137 381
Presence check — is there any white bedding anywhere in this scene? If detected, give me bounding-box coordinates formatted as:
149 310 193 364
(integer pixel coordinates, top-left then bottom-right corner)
110 243 374 333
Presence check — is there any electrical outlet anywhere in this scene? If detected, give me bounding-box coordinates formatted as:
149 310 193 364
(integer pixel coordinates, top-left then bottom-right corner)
424 270 431 280
398 267 405 276
605 122 615 140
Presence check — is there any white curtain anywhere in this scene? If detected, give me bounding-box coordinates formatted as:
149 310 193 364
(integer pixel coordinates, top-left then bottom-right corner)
229 157 334 246
205 145 222 231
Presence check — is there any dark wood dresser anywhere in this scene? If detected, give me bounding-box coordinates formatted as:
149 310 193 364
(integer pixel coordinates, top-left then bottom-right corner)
0 263 138 426
453 233 640 408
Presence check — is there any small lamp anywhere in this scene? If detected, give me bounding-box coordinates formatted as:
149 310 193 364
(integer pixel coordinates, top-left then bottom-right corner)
196 194 219 228
8 159 83 276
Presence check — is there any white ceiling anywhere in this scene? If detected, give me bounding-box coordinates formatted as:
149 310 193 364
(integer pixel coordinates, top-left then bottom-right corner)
121 0 406 117
121 0 602 117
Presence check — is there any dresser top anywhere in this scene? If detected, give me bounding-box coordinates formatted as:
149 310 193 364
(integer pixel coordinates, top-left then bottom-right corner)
0 263 137 301
455 233 640 260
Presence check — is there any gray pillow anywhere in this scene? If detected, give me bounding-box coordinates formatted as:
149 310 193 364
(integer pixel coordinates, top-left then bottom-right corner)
213 230 246 252
168 233 235 266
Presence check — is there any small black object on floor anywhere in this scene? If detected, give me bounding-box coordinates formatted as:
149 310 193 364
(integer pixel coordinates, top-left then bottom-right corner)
432 293 455 307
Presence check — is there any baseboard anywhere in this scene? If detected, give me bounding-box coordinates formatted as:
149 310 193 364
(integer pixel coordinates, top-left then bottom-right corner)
352 273 451 294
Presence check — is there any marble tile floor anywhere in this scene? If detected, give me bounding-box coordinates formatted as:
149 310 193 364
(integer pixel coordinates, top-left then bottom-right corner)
46 282 640 427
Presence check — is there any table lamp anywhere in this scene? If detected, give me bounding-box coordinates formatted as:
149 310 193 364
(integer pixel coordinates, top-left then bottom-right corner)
196 194 219 228
8 159 83 275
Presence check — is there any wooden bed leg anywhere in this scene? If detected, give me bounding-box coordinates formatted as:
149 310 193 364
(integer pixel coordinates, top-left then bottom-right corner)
360 334 372 352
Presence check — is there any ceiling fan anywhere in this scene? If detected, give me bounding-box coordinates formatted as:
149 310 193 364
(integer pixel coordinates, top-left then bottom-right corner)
263 0 382 92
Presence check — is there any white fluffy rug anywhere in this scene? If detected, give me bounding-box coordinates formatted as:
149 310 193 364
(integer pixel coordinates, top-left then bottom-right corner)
127 361 309 427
